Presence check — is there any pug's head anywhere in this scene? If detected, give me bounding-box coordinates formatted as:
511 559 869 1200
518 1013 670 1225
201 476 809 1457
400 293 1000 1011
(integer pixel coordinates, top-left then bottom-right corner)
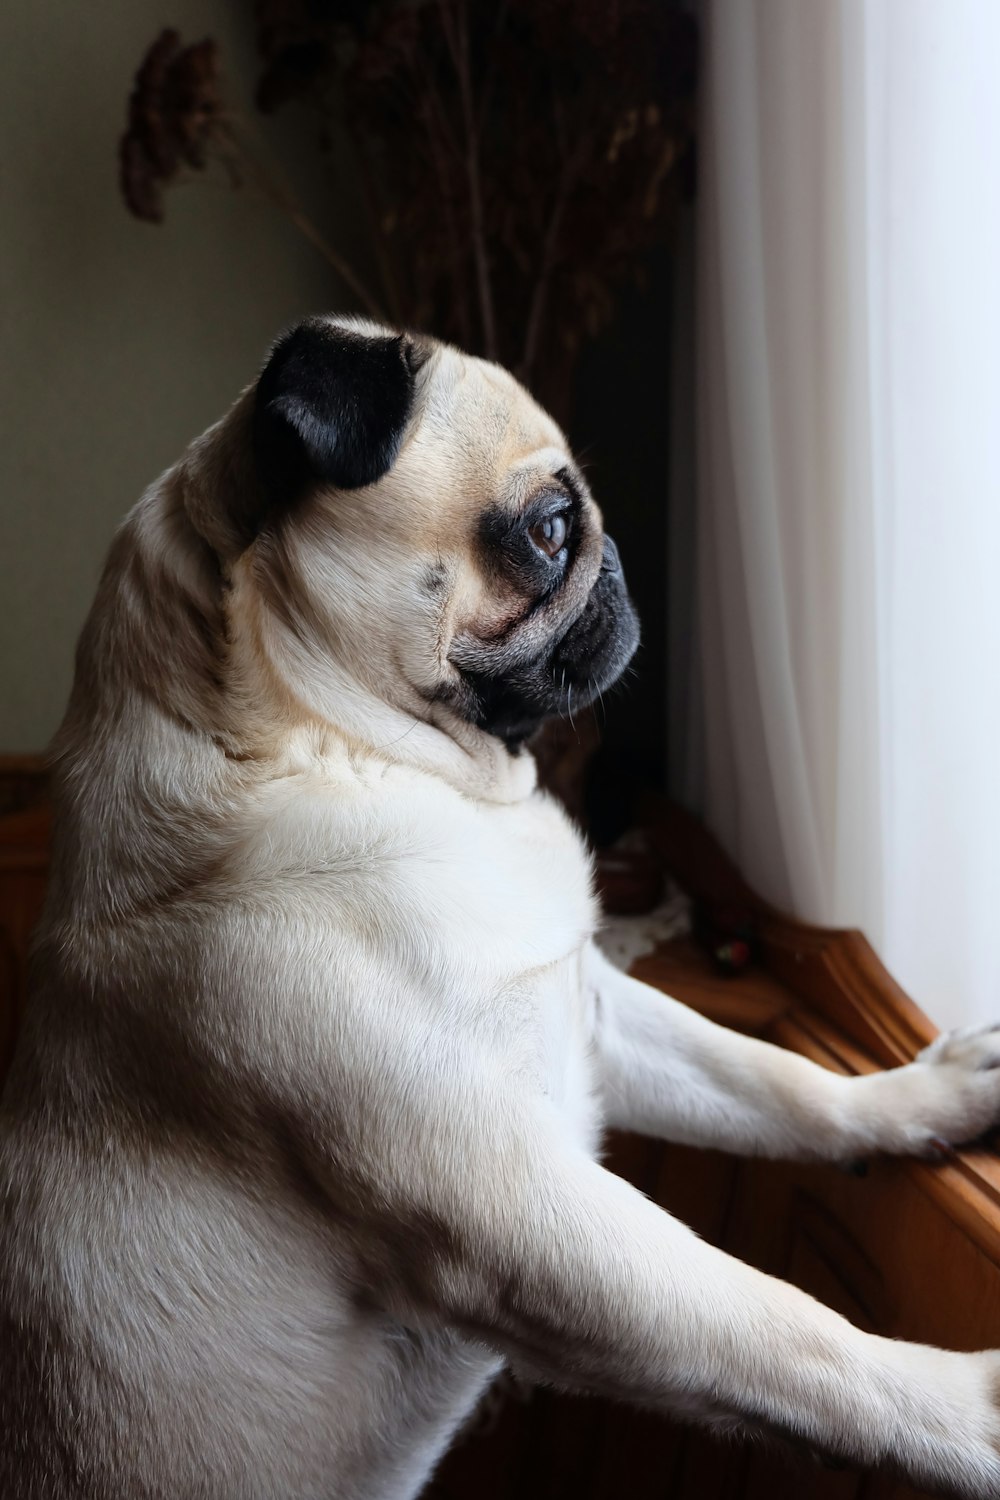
208 316 639 760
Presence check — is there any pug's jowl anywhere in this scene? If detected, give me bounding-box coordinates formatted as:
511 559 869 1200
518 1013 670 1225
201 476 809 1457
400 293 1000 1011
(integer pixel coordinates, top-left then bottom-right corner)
4 318 1000 1500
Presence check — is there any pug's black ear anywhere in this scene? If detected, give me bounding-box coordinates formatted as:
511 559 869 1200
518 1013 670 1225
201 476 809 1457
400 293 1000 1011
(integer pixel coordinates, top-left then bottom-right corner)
249 319 427 539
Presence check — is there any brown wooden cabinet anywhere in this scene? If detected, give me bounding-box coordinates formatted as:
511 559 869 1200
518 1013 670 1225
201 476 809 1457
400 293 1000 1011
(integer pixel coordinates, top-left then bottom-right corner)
3 789 1000 1498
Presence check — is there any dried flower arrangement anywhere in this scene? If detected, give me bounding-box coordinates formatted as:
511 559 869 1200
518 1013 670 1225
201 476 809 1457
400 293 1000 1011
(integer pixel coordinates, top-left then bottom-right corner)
119 0 697 417
117 3 696 828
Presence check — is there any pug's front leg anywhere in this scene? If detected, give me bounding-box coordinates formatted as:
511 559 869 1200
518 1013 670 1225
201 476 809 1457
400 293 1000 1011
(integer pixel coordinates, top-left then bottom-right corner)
393 1114 1000 1497
589 945 1000 1161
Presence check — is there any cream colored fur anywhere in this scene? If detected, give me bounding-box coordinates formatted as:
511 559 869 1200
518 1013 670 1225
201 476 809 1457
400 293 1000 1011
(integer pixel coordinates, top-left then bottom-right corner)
2 319 1000 1499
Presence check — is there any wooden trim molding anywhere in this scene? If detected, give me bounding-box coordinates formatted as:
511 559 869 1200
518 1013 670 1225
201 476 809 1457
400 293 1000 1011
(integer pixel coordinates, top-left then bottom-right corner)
638 794 1000 1272
639 797 936 1062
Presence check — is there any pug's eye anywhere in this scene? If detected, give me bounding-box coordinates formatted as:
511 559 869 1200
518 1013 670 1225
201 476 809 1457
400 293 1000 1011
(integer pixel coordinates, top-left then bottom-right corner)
529 512 569 560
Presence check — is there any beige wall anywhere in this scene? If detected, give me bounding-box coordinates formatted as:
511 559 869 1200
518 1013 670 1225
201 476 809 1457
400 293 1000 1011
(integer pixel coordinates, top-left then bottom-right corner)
0 0 352 751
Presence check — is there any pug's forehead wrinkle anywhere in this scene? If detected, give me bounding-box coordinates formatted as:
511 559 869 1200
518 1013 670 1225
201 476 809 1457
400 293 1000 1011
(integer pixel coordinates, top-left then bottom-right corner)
462 354 557 425
417 347 562 455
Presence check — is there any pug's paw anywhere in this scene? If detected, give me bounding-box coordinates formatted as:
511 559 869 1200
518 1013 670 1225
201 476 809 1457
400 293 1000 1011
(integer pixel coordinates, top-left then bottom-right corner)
918 1023 1000 1074
849 1024 1000 1158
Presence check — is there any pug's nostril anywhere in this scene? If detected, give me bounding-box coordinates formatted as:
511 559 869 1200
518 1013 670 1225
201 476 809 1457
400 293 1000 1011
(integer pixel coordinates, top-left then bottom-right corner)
601 537 621 575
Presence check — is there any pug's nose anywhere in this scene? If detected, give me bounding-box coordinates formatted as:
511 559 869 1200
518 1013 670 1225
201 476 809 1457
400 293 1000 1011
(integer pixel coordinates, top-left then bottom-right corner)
601 536 621 575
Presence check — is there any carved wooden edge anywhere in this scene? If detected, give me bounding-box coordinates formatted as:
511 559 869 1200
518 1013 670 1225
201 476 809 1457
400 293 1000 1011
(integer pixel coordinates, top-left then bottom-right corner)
638 796 938 1063
638 794 1000 1269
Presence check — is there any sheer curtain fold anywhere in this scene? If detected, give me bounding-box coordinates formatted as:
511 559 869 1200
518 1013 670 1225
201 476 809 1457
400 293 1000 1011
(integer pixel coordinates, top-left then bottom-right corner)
695 0 1000 1027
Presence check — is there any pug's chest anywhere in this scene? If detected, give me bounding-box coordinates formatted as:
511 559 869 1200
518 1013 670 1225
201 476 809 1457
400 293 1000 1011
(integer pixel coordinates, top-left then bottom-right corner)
457 789 599 962
430 791 605 1149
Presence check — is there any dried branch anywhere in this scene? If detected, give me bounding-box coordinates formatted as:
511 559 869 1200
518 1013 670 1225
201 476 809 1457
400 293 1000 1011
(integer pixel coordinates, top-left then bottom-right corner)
518 132 591 385
119 6 699 405
346 125 405 324
439 0 497 359
474 0 510 138
222 118 385 320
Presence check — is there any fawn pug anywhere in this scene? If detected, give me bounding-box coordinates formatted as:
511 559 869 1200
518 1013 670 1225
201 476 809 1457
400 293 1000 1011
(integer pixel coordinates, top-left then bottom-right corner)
3 317 1000 1499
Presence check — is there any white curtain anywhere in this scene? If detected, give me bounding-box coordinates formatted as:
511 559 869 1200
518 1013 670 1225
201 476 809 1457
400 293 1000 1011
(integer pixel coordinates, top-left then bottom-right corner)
695 0 1000 1029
